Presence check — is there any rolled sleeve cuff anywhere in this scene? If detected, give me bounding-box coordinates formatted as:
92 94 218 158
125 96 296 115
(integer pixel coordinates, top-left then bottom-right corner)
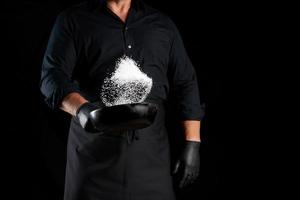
44 84 81 110
177 104 205 121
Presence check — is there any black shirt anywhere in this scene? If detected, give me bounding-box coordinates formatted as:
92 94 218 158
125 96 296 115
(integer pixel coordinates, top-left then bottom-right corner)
40 0 204 121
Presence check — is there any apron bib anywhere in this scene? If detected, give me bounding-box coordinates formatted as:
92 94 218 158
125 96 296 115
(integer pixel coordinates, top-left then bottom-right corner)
63 100 176 200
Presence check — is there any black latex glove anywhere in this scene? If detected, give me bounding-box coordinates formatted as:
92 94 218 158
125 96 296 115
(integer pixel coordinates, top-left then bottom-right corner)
173 141 200 188
76 102 102 133
76 102 158 133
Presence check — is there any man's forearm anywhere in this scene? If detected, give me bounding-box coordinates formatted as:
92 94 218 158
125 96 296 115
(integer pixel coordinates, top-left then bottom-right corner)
181 120 201 142
60 92 88 116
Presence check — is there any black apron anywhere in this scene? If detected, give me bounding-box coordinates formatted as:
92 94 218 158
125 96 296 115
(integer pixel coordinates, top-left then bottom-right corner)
63 99 176 200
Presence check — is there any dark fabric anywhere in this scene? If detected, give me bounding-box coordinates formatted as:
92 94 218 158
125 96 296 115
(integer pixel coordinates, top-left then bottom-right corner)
40 0 204 120
64 100 176 200
39 0 204 199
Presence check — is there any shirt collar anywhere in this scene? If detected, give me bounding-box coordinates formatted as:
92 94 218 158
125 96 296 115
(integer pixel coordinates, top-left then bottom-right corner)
95 0 144 12
92 0 145 24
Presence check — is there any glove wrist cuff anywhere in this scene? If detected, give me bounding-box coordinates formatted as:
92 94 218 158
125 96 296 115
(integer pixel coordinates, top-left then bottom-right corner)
76 102 99 117
185 140 201 149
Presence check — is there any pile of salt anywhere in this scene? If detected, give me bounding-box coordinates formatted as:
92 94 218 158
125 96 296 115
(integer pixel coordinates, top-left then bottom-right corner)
100 56 153 106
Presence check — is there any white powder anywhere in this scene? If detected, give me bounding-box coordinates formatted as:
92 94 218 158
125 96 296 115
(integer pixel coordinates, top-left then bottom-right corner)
100 56 153 106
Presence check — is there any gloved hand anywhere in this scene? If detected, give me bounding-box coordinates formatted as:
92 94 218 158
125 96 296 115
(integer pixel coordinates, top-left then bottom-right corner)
76 102 158 133
173 141 200 188
76 102 102 133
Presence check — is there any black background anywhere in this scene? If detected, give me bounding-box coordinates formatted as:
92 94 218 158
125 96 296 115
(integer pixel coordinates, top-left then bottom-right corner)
2 0 227 199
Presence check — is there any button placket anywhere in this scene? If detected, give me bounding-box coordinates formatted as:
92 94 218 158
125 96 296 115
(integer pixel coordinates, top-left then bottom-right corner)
123 25 129 52
123 25 133 54
126 27 132 50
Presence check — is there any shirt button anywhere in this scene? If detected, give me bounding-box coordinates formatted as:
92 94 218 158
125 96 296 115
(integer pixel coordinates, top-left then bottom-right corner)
128 45 132 49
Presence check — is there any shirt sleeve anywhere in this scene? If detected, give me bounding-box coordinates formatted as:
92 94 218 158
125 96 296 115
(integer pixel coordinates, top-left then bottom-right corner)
40 11 81 110
167 19 205 121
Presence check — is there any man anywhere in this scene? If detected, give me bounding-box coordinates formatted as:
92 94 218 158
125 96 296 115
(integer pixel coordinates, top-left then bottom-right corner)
40 0 204 199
